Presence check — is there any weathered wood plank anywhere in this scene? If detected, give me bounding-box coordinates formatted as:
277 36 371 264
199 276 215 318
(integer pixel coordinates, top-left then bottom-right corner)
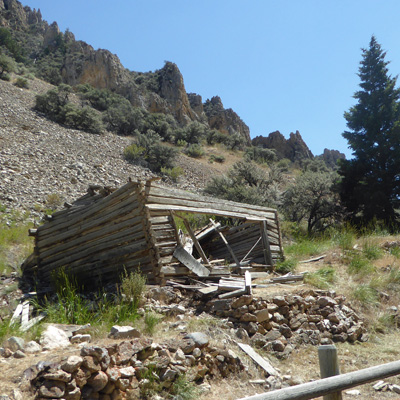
148 184 277 213
219 288 246 299
146 204 273 222
181 218 210 266
39 226 146 267
237 342 279 377
261 221 273 266
38 181 139 235
39 215 144 260
37 203 141 248
173 246 210 277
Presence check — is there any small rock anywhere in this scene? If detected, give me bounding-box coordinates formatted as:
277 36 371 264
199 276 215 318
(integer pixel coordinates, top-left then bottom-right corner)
24 341 42 354
70 334 91 343
109 326 141 339
184 332 209 348
87 371 108 392
13 350 26 358
4 337 24 352
61 356 83 373
345 389 361 395
40 325 70 350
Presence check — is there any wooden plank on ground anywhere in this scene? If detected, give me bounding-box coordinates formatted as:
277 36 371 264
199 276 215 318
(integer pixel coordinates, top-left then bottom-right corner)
173 246 210 277
198 286 219 295
21 301 29 326
219 288 246 299
237 342 279 377
20 314 46 332
245 271 252 295
10 303 23 325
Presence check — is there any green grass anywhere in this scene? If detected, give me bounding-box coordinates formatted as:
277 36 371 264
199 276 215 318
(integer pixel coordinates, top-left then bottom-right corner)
275 258 297 274
171 375 200 400
347 253 376 275
284 237 331 259
304 266 336 289
144 312 161 335
362 238 383 260
352 283 379 307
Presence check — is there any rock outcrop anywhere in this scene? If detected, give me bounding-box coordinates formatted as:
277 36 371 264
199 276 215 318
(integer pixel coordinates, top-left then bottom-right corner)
204 96 251 144
252 130 313 163
317 148 346 169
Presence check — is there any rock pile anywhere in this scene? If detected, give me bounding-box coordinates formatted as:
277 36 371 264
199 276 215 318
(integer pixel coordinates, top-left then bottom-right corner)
201 290 367 357
26 334 244 399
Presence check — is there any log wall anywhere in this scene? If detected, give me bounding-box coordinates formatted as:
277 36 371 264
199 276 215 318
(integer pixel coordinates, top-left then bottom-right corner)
23 179 284 287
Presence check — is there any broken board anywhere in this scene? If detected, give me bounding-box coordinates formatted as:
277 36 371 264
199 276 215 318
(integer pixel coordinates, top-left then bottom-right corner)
173 246 210 277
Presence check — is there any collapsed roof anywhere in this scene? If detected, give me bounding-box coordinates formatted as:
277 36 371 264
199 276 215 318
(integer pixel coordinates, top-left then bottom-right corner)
23 179 284 288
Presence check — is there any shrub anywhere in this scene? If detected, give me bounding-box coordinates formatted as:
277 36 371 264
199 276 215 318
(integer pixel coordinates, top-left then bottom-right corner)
35 86 103 133
14 77 28 88
245 146 277 164
144 312 161 335
0 53 15 79
161 166 183 182
171 375 200 400
185 143 204 158
209 154 225 163
119 269 146 310
123 143 146 163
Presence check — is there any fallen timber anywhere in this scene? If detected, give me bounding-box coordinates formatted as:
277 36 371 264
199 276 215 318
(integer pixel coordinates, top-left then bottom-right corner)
23 179 284 288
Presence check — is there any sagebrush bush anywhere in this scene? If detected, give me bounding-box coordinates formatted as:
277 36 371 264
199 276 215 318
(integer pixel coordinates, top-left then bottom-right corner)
119 269 147 309
185 143 204 158
14 77 28 88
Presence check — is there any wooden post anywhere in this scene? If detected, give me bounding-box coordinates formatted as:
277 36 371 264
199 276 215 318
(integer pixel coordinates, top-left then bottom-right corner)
260 221 273 266
318 345 342 400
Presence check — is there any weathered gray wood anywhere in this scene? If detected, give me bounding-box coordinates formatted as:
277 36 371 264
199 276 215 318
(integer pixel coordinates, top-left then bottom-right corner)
261 221 273 266
148 184 277 213
237 342 279 377
21 301 29 326
218 288 246 299
40 227 146 269
237 359 400 400
195 222 220 241
319 345 342 400
10 303 23 325
198 286 219 295
38 182 138 235
181 218 210 266
38 202 141 248
245 271 252 295
39 215 144 260
299 255 326 264
173 246 210 277
147 204 273 222
241 237 262 263
209 219 241 268
20 314 45 332
40 240 148 276
271 274 304 283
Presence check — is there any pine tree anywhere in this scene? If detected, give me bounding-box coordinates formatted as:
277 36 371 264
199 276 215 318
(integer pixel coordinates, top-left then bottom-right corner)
339 36 400 226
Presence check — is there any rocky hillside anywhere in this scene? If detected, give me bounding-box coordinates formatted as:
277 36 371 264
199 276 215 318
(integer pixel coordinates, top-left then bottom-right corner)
0 77 227 215
0 0 251 144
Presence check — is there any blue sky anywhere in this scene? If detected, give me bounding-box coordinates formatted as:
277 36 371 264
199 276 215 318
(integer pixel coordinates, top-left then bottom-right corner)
21 1 400 158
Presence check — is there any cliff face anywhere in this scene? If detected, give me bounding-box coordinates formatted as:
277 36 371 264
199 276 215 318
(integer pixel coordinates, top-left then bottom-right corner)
0 0 251 142
252 130 313 163
204 96 251 144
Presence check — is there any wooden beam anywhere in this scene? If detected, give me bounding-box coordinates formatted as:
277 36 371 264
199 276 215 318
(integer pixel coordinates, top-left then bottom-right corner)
173 246 210 277
180 218 210 266
209 219 241 268
237 342 279 377
318 345 342 400
236 360 400 400
260 221 273 266
245 271 252 295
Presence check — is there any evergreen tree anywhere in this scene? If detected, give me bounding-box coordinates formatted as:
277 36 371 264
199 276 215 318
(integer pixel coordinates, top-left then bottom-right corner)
339 36 400 226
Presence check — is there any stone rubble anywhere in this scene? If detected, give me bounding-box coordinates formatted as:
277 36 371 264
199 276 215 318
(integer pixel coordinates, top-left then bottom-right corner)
25 334 245 399
196 289 367 358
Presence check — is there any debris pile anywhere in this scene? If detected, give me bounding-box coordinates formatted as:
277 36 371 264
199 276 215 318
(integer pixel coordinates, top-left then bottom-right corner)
199 289 367 357
25 334 245 399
